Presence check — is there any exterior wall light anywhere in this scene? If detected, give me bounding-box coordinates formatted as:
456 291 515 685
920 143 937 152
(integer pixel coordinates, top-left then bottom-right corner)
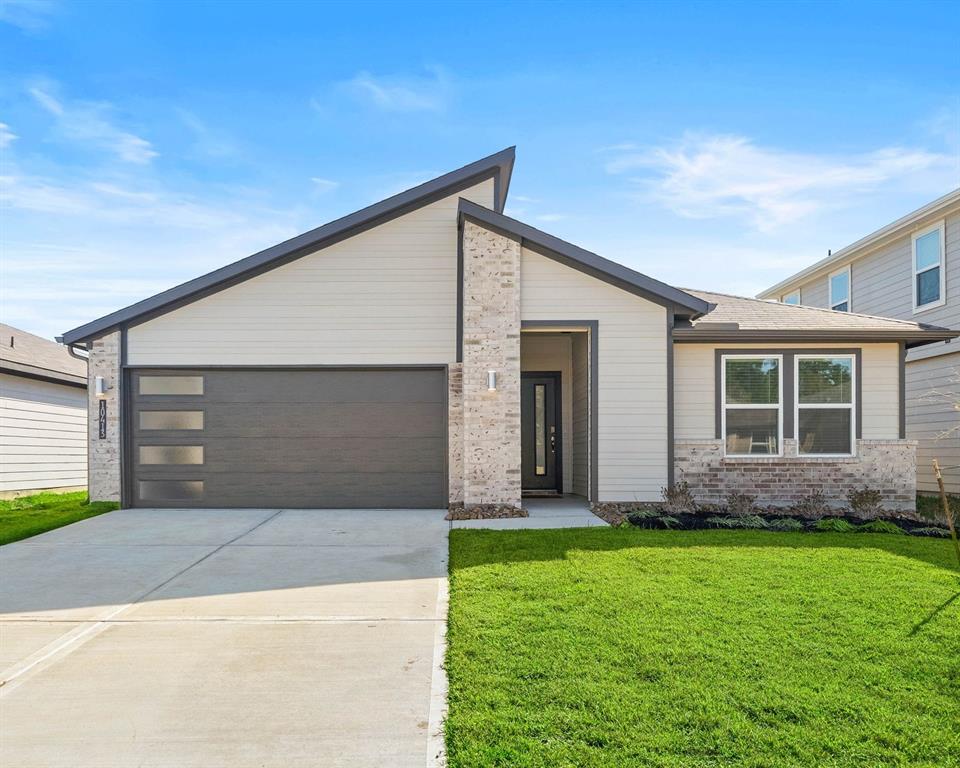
95 375 110 399
487 370 498 392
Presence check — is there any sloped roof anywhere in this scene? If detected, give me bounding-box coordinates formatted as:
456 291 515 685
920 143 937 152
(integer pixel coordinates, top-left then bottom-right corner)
675 289 958 347
61 147 516 345
458 199 710 316
1 323 87 386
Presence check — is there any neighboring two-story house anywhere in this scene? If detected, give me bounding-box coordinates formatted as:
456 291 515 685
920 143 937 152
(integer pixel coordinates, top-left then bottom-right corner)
759 189 960 494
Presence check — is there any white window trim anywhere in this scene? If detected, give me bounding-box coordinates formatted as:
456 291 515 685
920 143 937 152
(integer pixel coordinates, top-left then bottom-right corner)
794 354 856 458
828 265 851 312
912 220 946 314
721 354 784 458
782 290 801 305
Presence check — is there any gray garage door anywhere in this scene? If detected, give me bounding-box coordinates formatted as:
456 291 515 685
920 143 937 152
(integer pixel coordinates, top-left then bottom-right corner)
128 368 446 508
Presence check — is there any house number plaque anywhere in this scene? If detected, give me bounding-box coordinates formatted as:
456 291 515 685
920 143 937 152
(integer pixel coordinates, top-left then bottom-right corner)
98 400 107 439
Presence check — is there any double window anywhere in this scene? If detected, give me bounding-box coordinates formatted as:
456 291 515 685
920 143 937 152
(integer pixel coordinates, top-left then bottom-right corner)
829 266 850 312
721 353 856 458
912 221 945 312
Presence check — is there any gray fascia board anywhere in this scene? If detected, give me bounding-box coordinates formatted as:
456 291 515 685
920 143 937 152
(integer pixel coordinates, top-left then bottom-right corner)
458 199 710 317
62 147 516 344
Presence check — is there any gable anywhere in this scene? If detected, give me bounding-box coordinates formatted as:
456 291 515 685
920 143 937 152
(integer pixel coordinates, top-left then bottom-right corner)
126 178 494 366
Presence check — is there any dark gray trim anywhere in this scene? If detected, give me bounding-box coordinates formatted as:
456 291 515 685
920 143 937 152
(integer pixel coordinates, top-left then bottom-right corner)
713 347 863 445
521 320 599 503
521 370 563 494
898 341 906 439
666 313 675 487
675 328 958 348
119 325 129 508
459 199 709 317
456 219 464 363
0 361 86 388
120 363 447 371
62 148 517 345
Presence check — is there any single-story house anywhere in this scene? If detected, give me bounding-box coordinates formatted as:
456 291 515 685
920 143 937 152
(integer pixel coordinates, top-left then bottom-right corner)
1 323 88 496
59 148 957 512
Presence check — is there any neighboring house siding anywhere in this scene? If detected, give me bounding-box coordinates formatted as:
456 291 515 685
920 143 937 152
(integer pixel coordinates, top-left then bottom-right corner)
906 351 960 494
673 342 902 440
519 246 668 500
0 372 87 493
520 334 574 494
127 179 495 366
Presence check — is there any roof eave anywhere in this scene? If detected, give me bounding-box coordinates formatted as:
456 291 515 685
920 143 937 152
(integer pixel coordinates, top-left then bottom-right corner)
62 147 517 345
458 199 710 317
673 328 959 348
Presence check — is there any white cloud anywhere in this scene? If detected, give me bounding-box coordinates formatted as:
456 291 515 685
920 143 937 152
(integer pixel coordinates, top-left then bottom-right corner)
340 68 451 112
535 213 565 222
0 122 17 148
0 0 58 32
29 84 158 164
606 133 953 231
310 177 339 193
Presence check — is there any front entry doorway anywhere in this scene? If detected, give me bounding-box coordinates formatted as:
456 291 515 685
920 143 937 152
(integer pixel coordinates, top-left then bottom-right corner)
521 372 562 493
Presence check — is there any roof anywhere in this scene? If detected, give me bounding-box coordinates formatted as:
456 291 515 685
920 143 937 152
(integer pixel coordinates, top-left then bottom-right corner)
458 199 710 316
674 289 959 347
1 323 87 387
61 147 517 345
758 187 960 299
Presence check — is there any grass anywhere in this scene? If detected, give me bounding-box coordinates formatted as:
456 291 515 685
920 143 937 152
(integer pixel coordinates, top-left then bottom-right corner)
0 491 118 545
447 528 960 767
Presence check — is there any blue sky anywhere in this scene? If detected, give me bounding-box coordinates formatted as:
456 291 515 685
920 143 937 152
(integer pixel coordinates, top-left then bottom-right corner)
1 0 958 339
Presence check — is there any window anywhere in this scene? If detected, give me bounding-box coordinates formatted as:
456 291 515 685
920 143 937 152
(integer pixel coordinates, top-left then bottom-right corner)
912 221 945 312
139 446 204 465
138 480 204 501
796 355 855 456
829 267 850 312
722 355 782 456
139 411 204 430
139 376 204 395
782 291 800 305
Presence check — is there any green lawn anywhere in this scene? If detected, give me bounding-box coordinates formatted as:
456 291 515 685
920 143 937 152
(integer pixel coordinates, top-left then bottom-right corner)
0 491 118 545
447 528 960 768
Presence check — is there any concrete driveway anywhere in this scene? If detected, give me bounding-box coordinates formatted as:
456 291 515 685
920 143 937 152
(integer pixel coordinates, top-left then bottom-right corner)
0 508 449 768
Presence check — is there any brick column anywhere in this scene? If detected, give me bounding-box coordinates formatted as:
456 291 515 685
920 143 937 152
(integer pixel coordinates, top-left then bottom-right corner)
460 219 522 509
88 330 122 502
447 362 464 506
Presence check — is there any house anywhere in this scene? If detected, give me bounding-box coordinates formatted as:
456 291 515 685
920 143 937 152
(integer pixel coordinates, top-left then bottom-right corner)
758 190 960 494
59 149 957 513
1 324 88 496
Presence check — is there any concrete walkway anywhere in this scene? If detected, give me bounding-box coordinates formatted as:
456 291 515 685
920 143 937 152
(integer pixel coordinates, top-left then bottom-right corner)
449 495 604 530
0 508 449 768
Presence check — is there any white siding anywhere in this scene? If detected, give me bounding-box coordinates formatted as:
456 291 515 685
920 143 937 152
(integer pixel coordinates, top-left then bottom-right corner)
0 373 87 492
906 351 960 494
521 333 573 493
127 179 495 366
520 247 667 501
674 342 901 440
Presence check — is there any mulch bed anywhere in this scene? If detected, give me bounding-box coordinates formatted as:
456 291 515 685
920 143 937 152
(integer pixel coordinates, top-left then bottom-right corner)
446 504 529 521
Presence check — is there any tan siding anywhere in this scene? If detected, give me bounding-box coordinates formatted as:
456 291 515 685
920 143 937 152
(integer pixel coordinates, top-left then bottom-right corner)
520 247 667 500
521 334 573 493
906 351 960 494
0 373 87 492
674 342 901 441
127 179 495 366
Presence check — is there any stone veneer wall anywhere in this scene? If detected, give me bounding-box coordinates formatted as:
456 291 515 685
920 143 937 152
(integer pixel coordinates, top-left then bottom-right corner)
88 330 122 502
459 219 522 508
675 439 917 514
448 362 464 505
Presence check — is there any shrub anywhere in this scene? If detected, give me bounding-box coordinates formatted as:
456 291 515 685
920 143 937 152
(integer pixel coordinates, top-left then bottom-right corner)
627 506 660 520
706 514 768 529
814 517 856 533
911 526 950 538
767 517 805 532
856 519 905 535
848 487 883 518
661 481 696 514
725 492 756 517
656 515 681 529
791 490 831 518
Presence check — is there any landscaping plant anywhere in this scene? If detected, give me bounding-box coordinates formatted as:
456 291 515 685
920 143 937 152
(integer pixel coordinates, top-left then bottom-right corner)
847 487 883 518
660 480 696 514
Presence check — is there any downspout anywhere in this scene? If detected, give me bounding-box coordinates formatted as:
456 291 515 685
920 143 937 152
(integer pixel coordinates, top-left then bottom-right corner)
57 337 90 363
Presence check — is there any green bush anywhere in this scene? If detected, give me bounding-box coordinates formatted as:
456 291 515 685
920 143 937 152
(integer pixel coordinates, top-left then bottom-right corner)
916 493 960 521
767 517 805 532
657 515 681 529
814 517 856 533
911 526 950 538
706 514 768 529
856 519 905 535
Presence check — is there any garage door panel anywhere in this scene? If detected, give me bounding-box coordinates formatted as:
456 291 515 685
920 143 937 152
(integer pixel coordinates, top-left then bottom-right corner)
129 368 446 508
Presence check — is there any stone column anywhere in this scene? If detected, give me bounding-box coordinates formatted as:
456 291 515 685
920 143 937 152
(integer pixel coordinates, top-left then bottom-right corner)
447 362 464 506
88 330 122 502
460 219 522 509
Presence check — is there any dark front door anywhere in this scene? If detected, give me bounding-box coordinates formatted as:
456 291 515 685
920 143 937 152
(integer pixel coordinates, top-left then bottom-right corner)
521 372 561 492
